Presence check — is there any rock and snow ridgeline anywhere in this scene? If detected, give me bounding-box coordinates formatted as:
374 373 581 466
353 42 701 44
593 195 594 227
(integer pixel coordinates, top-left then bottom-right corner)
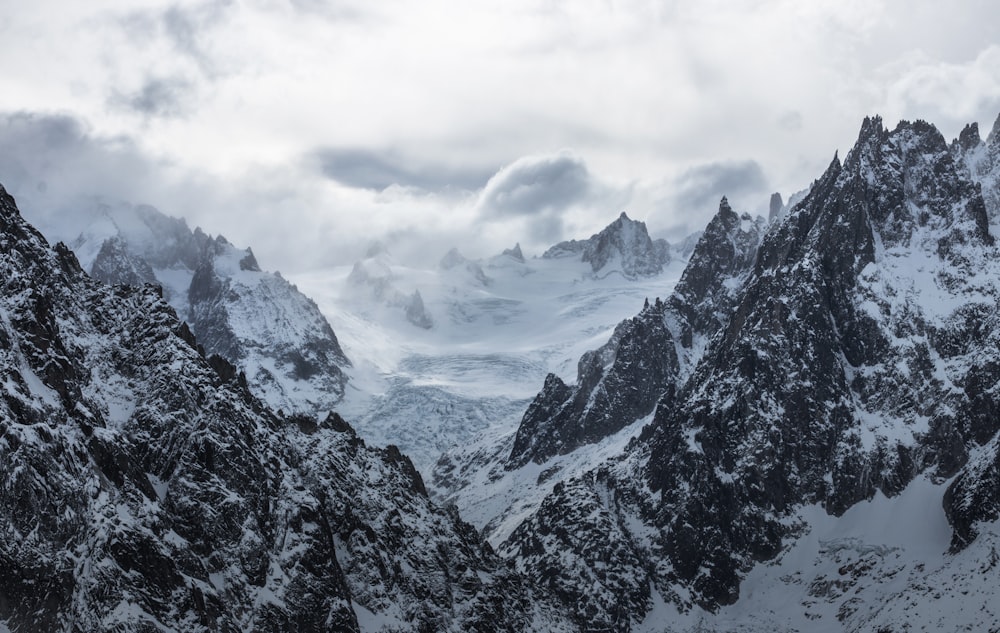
74 203 351 418
4 112 1000 632
0 184 571 632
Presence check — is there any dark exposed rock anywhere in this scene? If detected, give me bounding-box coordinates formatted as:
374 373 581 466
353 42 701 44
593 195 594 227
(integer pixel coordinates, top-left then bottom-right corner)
0 184 569 632
769 191 784 221
502 113 1000 625
507 298 679 468
91 235 158 287
543 212 670 278
502 243 525 262
508 198 766 468
406 289 434 329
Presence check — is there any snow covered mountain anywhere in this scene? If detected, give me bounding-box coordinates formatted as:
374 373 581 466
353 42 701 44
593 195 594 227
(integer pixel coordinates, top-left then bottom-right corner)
293 220 692 474
62 201 350 417
8 110 1000 633
0 184 571 632
508 199 767 468
543 211 671 279
438 114 1000 632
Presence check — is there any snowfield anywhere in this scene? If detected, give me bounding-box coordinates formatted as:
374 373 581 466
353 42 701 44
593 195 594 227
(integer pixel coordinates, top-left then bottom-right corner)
291 248 687 474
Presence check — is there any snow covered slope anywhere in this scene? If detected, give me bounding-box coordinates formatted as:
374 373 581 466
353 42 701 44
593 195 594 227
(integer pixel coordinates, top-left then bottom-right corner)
444 113 1000 632
292 225 689 473
0 183 572 633
42 200 352 418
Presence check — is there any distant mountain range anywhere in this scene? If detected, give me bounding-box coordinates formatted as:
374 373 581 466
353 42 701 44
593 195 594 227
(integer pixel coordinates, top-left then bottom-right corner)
4 111 1000 632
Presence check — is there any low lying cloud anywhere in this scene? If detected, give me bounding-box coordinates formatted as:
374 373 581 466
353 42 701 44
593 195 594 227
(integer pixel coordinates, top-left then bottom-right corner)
671 160 769 215
313 147 495 192
477 152 592 218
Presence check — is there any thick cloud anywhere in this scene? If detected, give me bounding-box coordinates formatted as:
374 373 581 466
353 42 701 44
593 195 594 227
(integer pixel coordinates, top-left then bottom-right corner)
0 112 155 201
884 46 1000 139
477 152 592 218
670 160 769 215
2 0 1000 274
313 147 495 192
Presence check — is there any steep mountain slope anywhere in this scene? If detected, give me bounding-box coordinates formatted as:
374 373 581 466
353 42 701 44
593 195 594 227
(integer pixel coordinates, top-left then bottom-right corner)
0 185 569 632
64 202 350 417
543 212 671 278
953 112 1000 226
296 224 691 474
491 115 1000 631
429 201 765 551
507 199 766 468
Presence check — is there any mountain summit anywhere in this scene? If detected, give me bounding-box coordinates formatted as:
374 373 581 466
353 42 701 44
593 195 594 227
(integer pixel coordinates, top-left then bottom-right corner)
450 113 1000 632
74 203 351 416
543 212 670 278
0 184 570 632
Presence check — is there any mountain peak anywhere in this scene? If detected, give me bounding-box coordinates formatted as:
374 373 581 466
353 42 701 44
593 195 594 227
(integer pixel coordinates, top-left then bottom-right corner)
956 122 982 153
0 184 19 219
239 247 260 272
769 192 784 221
543 211 668 278
501 242 525 262
717 196 734 217
860 114 885 138
989 111 1000 147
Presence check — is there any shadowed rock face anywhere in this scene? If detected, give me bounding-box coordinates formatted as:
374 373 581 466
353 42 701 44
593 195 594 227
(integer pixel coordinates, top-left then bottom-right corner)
85 205 350 418
91 235 159 287
508 198 766 469
502 114 1000 627
543 212 671 278
0 185 570 633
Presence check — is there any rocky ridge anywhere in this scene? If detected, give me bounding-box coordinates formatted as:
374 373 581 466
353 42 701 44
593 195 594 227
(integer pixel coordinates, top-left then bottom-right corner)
0 184 570 632
74 203 350 417
507 199 767 468
543 212 671 279
480 114 1000 631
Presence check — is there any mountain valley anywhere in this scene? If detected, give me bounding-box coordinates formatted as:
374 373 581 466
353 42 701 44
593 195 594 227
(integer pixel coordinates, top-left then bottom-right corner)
5 111 1000 632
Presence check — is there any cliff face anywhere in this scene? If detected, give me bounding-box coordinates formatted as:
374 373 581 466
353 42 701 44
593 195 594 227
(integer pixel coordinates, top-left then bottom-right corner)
500 116 1000 629
0 185 569 633
80 204 350 417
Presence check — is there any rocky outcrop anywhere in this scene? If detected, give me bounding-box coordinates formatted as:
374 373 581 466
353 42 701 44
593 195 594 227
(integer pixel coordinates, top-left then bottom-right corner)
508 199 766 468
90 234 158 287
769 191 784 221
347 250 439 330
405 289 433 329
502 243 526 262
952 112 1000 222
543 212 670 278
501 114 1000 627
0 184 570 633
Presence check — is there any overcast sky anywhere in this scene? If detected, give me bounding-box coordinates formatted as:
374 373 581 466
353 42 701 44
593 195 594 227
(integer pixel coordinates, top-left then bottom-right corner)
1 0 999 271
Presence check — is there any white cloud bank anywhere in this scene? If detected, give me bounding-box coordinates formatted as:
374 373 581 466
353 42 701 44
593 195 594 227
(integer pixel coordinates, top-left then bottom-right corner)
0 0 998 271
